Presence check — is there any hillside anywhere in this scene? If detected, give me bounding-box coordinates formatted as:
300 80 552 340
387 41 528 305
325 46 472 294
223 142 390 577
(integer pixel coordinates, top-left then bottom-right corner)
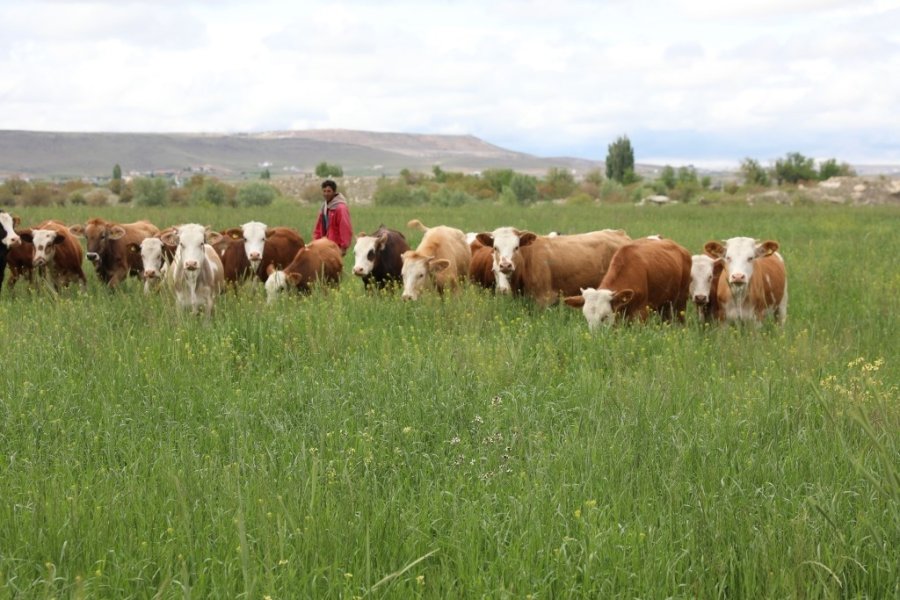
0 129 602 179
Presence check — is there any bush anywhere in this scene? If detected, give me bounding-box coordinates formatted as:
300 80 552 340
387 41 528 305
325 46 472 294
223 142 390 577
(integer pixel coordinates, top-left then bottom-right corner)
498 187 519 206
69 191 87 205
508 173 538 204
481 169 515 194
583 168 604 186
237 182 278 207
429 188 475 207
85 188 114 207
774 152 817 185
22 183 63 207
566 192 595 206
658 165 676 190
315 162 344 178
133 177 170 207
373 180 429 206
818 158 856 180
740 158 771 186
598 179 628 203
540 168 577 200
191 180 230 206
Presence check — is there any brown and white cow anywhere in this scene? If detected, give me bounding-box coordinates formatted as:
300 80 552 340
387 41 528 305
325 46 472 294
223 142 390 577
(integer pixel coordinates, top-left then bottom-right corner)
220 222 306 284
564 238 692 329
689 254 724 323
264 238 343 302
133 231 177 294
18 220 86 289
476 227 631 307
0 210 22 294
161 224 225 315
352 225 410 290
69 218 159 288
401 219 471 301
703 237 788 325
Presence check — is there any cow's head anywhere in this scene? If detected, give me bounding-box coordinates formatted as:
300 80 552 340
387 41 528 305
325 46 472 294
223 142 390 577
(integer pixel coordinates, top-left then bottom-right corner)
70 219 126 264
19 228 66 267
138 237 168 281
0 210 21 248
476 227 538 276
264 263 289 302
163 224 221 277
689 254 723 306
705 237 779 296
564 287 634 330
352 230 389 277
400 250 449 300
223 221 271 270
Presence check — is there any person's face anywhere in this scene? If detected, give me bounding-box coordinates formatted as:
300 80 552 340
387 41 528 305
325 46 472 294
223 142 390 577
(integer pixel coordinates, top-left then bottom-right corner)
322 186 336 202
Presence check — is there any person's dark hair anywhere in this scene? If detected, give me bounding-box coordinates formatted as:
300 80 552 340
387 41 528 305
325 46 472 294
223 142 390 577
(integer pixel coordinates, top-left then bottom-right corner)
321 180 337 191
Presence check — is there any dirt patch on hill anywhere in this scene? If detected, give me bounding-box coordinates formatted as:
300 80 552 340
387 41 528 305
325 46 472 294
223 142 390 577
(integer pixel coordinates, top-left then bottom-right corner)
747 177 900 206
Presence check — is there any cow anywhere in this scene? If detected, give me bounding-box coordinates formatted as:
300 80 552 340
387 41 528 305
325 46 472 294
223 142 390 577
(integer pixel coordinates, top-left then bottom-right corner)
160 224 225 315
401 219 471 301
689 254 724 323
69 218 159 288
564 238 692 329
0 210 22 294
133 232 177 294
220 222 306 284
703 237 788 325
475 227 631 307
3 239 34 291
352 225 410 290
264 238 343 302
18 220 86 289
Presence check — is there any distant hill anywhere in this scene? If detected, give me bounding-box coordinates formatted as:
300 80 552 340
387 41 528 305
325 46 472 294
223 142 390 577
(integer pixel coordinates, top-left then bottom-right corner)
0 129 604 179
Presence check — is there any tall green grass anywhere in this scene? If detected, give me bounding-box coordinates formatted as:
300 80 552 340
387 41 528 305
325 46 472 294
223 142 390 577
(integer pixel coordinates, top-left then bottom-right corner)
1 204 897 598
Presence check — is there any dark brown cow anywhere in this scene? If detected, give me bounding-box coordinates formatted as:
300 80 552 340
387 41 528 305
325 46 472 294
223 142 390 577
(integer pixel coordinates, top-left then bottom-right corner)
4 240 35 290
0 210 22 294
564 238 692 328
351 225 410 289
264 239 343 301
219 222 305 284
69 218 159 288
476 227 631 307
19 220 86 288
468 239 497 290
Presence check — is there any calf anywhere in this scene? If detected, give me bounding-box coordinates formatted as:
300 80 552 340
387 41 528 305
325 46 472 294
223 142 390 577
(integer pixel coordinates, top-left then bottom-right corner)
161 224 225 315
19 220 86 289
564 238 692 329
264 239 343 302
0 210 22 294
703 237 788 325
689 254 724 323
476 227 631 307
221 222 305 283
134 233 177 294
352 226 410 289
401 219 471 301
69 218 159 288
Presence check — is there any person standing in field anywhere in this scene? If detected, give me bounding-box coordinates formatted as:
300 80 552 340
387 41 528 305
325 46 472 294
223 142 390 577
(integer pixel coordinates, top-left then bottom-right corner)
313 179 353 255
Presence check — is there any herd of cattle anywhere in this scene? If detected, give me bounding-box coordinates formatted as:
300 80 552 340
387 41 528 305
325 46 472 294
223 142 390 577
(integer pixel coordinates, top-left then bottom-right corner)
0 209 788 328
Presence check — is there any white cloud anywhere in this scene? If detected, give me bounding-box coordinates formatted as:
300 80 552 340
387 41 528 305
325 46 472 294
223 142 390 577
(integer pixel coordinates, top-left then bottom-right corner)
0 0 897 164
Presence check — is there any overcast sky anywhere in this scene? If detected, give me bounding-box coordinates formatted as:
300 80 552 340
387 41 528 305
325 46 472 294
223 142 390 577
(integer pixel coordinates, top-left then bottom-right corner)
1 0 898 167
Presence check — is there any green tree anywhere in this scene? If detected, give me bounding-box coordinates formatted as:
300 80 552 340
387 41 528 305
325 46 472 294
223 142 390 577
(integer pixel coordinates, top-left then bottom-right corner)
237 182 277 207
817 158 856 180
774 152 817 185
132 177 169 207
507 173 538 204
260 168 271 180
315 162 343 178
542 167 577 199
740 158 770 186
432 165 447 183
605 135 635 183
481 168 515 194
659 165 676 189
110 164 123 194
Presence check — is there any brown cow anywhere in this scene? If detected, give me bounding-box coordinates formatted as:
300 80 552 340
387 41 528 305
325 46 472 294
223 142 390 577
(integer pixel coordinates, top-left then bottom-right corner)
564 238 692 328
401 219 471 300
69 218 159 288
468 238 499 290
689 253 725 323
703 237 788 325
19 220 86 288
219 222 305 284
264 239 343 301
476 227 631 307
352 225 410 290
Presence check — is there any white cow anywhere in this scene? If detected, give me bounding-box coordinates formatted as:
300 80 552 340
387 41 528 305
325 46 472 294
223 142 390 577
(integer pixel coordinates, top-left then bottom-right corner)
689 254 722 322
160 224 225 315
139 237 172 294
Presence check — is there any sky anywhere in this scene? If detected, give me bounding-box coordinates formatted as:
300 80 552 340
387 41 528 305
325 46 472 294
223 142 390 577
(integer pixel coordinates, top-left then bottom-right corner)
1 0 899 168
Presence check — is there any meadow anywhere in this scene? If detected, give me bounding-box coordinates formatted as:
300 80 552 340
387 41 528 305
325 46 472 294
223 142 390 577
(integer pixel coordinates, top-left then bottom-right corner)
1 202 898 599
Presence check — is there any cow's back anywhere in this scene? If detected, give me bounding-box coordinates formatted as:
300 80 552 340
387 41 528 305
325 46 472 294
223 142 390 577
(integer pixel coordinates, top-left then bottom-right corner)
38 220 85 283
417 226 470 287
258 227 305 280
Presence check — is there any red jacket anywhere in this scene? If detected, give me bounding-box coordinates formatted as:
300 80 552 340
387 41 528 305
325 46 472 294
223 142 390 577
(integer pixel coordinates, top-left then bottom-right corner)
313 195 353 253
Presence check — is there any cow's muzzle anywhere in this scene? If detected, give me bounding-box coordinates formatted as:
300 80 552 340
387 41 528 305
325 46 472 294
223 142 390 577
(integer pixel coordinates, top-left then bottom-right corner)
86 252 100 263
693 294 708 305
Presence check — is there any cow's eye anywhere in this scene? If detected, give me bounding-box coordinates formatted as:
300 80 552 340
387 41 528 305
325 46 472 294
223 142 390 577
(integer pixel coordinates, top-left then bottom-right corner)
747 256 753 261
368 250 375 260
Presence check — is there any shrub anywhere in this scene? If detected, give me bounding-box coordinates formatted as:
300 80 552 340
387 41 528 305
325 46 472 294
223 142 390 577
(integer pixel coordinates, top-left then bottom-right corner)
566 192 594 206
315 162 343 178
429 188 475 207
133 177 170 207
598 179 628 203
540 168 577 200
481 169 515 194
659 165 676 189
237 182 278 207
191 180 230 206
583 168 604 186
373 180 428 206
818 158 856 180
69 191 87 205
740 158 770 186
508 173 538 204
300 182 324 204
498 187 519 206
85 188 114 207
774 152 817 185
22 183 63 207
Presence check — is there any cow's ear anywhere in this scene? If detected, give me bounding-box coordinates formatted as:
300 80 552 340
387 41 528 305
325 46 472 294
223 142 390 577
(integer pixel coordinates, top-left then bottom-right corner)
611 289 634 308
376 232 389 248
68 224 85 237
429 258 450 273
12 215 21 227
475 233 494 248
356 231 367 239
265 228 277 239
108 226 126 240
285 272 302 286
127 243 140 254
704 241 725 258
519 232 538 247
757 240 779 257
50 233 67 245
265 264 276 276
564 295 585 308
224 227 242 240
205 230 223 246
712 258 725 276
18 229 33 244
160 230 179 247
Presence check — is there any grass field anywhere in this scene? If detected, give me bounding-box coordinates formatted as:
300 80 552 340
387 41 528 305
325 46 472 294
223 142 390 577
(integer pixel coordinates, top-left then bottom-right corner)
1 202 898 598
